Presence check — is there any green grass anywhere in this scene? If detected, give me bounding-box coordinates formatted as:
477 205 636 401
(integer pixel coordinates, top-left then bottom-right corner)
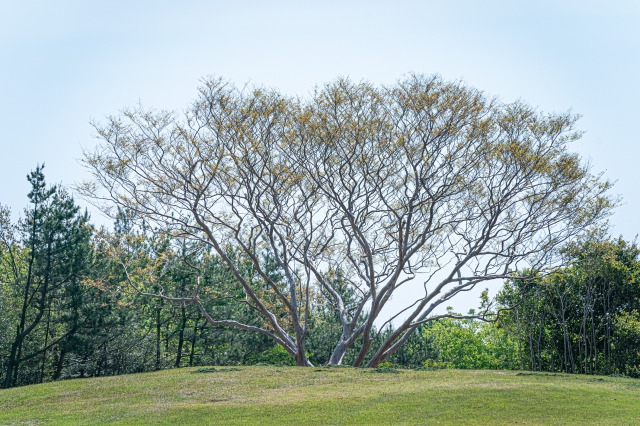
1 367 639 425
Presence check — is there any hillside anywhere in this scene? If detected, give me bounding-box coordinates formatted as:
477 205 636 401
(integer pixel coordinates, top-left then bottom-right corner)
1 367 639 424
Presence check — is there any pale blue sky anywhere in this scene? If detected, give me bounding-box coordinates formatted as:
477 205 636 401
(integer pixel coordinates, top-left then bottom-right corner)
1 0 638 240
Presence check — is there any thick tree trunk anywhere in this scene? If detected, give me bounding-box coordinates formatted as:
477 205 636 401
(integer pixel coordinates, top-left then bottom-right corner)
328 338 349 365
294 337 312 366
294 353 313 367
352 334 372 367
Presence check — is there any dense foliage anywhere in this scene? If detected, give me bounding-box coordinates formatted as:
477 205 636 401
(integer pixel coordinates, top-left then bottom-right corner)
497 236 640 377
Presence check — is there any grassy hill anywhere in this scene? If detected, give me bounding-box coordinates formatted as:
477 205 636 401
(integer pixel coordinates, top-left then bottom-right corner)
1 366 639 425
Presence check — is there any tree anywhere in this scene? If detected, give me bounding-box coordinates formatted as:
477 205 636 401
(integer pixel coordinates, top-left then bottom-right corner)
1 166 92 387
80 75 614 367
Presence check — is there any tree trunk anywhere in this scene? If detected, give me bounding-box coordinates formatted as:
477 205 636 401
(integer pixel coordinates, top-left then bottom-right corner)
39 301 53 383
188 312 200 367
328 337 350 365
2 330 20 388
175 305 186 368
53 347 67 380
155 306 162 370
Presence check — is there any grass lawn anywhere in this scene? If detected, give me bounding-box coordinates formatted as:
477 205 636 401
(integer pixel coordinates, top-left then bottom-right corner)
1 367 639 425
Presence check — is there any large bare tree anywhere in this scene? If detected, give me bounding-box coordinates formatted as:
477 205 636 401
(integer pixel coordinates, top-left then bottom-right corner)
80 75 613 367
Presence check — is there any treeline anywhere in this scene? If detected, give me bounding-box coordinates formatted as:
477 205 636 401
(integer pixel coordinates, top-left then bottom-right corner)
498 237 640 376
1 168 639 388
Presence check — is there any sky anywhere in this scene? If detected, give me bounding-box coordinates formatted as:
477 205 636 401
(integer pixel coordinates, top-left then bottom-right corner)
1 0 639 313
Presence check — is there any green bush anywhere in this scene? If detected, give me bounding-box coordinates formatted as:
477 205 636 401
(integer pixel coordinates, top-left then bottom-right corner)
244 346 295 366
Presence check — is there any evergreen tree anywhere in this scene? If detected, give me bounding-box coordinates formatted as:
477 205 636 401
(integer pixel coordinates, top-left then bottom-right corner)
1 166 91 387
